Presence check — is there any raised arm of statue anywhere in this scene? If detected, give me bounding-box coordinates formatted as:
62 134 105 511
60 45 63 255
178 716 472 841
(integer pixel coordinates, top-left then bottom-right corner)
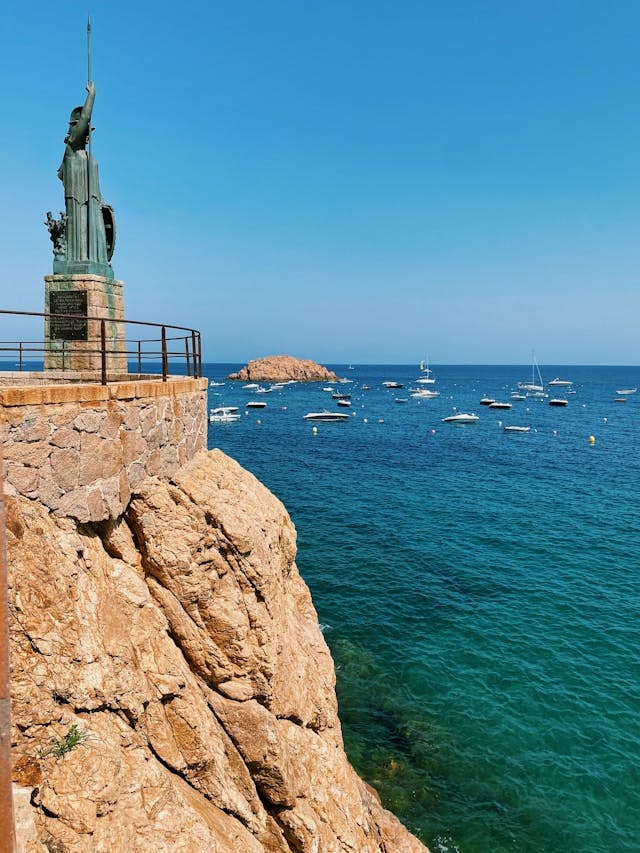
64 81 96 151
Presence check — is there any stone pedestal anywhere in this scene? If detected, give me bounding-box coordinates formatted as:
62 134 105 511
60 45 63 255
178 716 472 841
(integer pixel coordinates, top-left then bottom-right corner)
44 274 127 373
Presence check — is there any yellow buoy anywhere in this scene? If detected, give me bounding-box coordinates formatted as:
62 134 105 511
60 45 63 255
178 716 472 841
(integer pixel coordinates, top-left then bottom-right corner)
589 435 595 444
312 426 318 434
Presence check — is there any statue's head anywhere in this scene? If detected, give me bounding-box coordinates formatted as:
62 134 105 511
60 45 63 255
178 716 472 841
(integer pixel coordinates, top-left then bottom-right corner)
64 107 86 144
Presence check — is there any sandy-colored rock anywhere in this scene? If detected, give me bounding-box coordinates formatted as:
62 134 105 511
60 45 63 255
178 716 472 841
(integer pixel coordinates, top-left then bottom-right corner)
227 355 339 382
8 449 427 851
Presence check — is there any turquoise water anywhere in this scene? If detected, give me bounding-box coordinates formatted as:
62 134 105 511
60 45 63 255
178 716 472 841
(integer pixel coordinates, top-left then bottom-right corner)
205 364 640 852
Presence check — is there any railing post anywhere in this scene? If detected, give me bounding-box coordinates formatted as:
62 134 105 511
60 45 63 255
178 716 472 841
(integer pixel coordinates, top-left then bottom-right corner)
18 342 22 372
137 341 142 375
185 337 191 377
100 319 107 385
161 326 168 382
197 333 202 378
191 332 198 377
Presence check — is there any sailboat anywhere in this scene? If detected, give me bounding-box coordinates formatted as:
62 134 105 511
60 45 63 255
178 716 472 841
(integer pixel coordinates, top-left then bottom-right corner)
517 353 544 394
417 357 436 384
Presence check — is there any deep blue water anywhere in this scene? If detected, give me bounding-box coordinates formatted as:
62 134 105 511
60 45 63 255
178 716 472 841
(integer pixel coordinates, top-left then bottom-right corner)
204 363 640 853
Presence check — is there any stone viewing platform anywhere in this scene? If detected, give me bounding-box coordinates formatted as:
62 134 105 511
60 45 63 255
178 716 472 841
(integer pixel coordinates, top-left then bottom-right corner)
228 354 339 382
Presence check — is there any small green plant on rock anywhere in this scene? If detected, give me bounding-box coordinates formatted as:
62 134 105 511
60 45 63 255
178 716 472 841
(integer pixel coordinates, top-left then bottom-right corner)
39 723 89 759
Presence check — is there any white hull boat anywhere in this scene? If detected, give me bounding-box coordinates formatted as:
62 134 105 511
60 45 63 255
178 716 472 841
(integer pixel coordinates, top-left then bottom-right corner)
303 411 350 422
210 406 240 423
442 412 479 424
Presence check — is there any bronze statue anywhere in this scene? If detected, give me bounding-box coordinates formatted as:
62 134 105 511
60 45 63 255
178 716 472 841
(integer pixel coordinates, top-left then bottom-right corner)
52 80 115 277
45 210 67 257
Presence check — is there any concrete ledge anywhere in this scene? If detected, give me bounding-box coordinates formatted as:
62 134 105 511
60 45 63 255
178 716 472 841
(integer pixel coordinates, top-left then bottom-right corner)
0 377 208 407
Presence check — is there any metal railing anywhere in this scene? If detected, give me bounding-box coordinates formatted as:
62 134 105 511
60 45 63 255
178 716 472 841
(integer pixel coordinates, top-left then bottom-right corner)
0 309 202 385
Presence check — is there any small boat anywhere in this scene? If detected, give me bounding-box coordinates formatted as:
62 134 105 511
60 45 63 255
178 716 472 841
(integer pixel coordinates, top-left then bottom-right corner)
548 398 568 407
209 406 240 423
614 397 627 403
255 386 273 394
442 412 479 424
209 381 225 387
332 393 351 400
242 383 259 389
337 399 351 407
246 401 266 408
382 381 404 388
418 358 436 384
510 393 527 401
303 411 350 422
489 401 512 410
395 397 409 403
361 385 371 391
410 389 440 398
504 425 531 433
616 388 637 395
479 397 495 406
323 387 334 392
548 378 573 387
518 352 544 393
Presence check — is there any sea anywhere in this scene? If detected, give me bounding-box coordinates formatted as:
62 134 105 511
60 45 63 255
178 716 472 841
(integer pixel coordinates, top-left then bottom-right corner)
204 363 639 853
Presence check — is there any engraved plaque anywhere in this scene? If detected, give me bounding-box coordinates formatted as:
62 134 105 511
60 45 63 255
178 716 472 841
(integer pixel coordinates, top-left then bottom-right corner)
50 290 88 341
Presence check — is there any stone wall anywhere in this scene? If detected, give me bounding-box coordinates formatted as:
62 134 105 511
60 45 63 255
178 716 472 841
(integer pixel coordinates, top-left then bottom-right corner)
0 376 208 523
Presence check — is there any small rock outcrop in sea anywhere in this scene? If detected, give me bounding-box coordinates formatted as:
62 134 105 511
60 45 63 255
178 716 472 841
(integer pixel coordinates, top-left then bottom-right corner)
227 355 339 382
9 448 427 852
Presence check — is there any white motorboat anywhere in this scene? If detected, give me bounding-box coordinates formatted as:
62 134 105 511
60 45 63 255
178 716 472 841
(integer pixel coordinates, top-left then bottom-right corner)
337 399 351 407
209 381 225 387
246 401 266 408
382 381 403 388
549 398 568 407
323 387 334 392
479 397 495 406
616 388 637 395
303 411 350 422
489 401 512 410
504 425 531 433
410 389 440 398
242 383 259 389
510 393 527 401
209 406 240 423
548 378 573 387
442 412 479 424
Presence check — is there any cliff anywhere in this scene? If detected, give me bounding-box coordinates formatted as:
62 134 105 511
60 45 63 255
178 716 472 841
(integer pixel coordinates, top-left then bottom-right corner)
8 448 426 852
227 356 339 383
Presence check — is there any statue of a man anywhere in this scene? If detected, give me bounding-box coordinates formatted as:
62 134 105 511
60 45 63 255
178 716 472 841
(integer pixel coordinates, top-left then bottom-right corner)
57 81 115 271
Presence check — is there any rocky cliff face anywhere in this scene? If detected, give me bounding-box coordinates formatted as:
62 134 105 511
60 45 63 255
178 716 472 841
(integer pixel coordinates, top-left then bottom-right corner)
9 449 426 852
227 356 339 383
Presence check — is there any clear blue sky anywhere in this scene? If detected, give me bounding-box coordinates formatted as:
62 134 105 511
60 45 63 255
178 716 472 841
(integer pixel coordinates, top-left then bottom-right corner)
1 1 639 364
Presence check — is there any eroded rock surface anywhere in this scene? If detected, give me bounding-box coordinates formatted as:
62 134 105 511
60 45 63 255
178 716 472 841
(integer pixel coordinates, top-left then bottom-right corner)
227 355 339 383
9 449 427 852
